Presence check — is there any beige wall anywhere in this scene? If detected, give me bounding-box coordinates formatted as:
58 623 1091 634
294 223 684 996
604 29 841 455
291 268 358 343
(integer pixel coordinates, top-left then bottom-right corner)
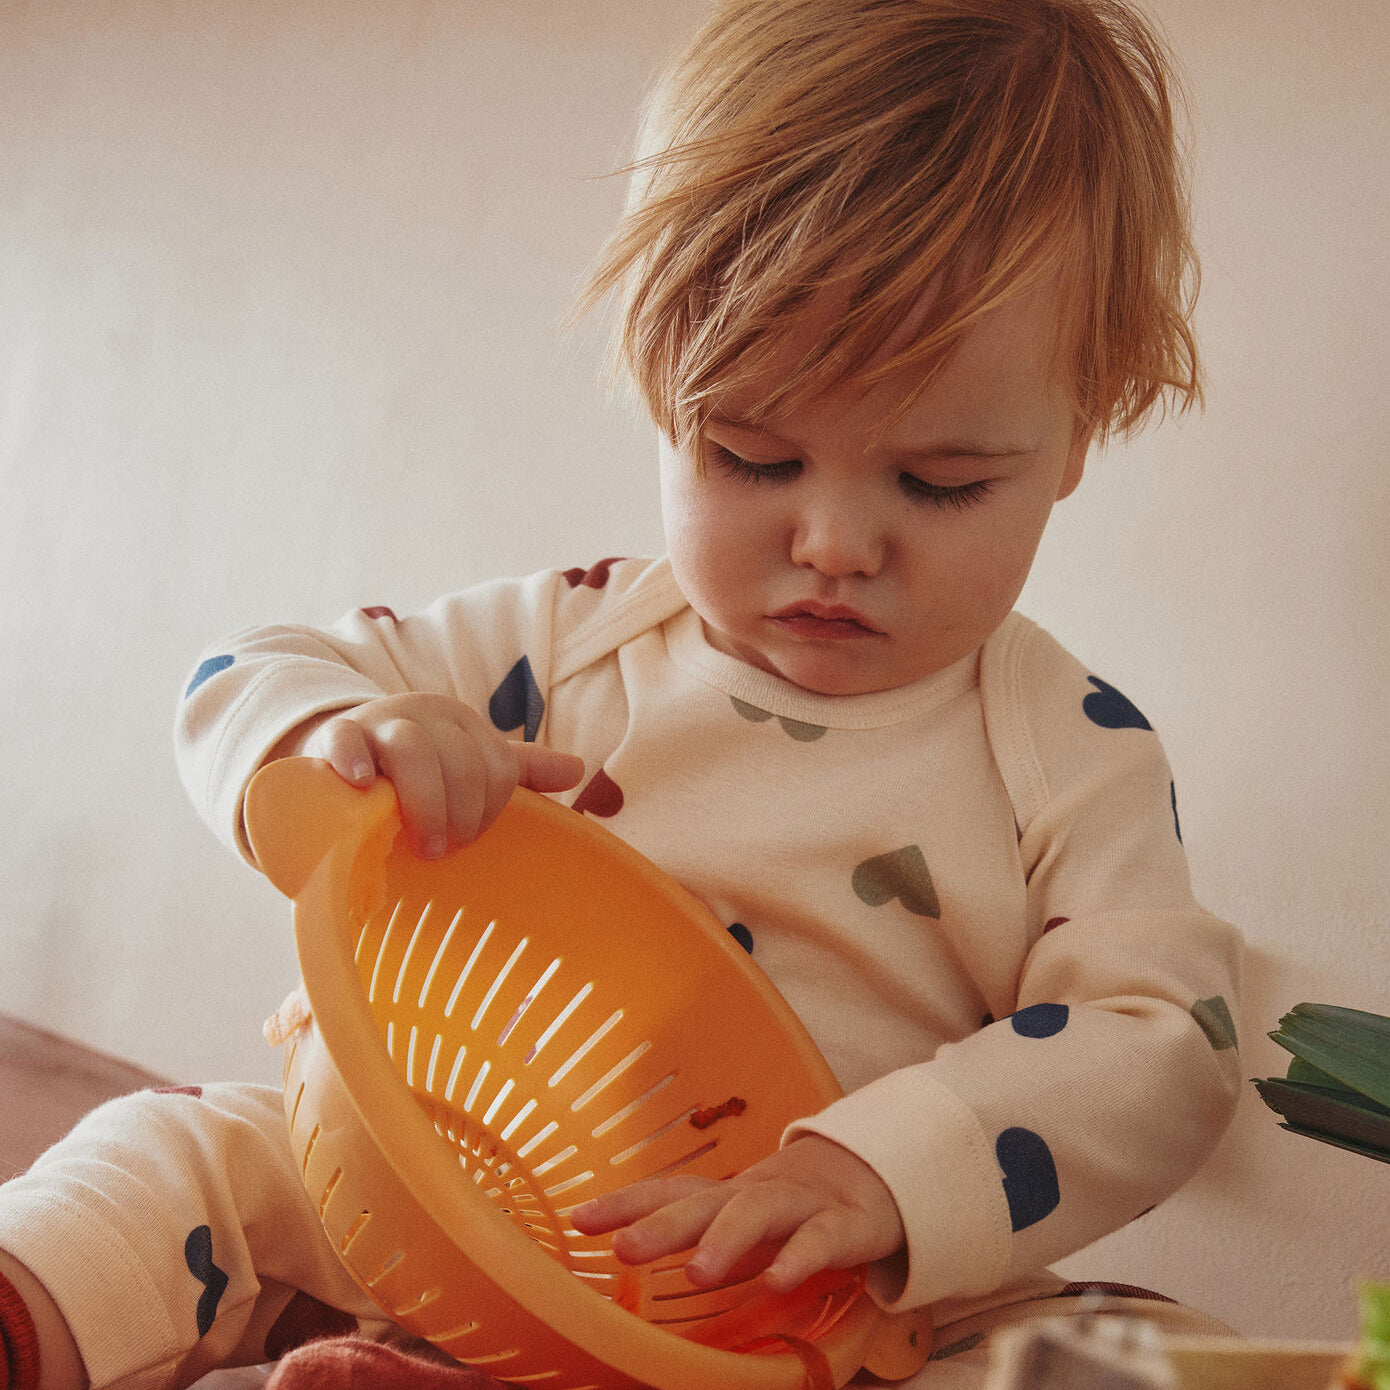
1 0 1386 1347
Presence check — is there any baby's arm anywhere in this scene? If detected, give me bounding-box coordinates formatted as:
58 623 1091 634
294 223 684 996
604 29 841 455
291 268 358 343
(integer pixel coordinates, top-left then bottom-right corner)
176 568 609 863
270 694 583 857
571 1134 904 1292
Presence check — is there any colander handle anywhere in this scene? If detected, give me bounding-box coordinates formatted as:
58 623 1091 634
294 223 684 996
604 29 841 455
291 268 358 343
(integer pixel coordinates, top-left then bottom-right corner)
245 757 399 898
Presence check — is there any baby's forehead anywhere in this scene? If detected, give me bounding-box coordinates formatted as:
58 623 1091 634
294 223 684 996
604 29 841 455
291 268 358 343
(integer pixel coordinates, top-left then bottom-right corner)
710 275 1077 439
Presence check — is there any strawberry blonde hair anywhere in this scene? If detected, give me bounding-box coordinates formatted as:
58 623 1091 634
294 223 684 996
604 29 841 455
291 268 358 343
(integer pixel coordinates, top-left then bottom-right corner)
578 0 1201 448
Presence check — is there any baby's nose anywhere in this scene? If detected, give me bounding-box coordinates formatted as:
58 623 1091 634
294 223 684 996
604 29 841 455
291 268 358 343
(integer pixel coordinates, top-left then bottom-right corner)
789 499 884 577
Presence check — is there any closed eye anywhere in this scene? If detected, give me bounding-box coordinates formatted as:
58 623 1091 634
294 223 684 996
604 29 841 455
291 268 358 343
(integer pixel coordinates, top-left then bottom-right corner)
707 444 800 484
899 475 995 510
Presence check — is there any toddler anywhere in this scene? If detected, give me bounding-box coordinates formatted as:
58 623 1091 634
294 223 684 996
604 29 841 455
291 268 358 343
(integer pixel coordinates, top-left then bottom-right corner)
0 0 1244 1387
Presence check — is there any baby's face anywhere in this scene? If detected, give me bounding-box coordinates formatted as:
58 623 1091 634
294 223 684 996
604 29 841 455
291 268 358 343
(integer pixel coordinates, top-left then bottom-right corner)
660 283 1089 696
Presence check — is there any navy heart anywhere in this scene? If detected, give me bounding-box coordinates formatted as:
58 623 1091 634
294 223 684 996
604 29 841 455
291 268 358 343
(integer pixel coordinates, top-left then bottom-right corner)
1009 1003 1069 1038
184 1224 229 1337
1082 677 1151 731
728 923 754 953
996 1127 1060 1231
185 655 234 699
488 655 544 742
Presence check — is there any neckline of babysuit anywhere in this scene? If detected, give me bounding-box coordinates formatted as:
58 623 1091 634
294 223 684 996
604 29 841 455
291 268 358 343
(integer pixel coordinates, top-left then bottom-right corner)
663 605 980 730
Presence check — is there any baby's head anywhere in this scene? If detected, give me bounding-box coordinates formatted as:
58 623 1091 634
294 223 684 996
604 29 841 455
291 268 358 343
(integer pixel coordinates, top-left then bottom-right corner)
582 0 1202 696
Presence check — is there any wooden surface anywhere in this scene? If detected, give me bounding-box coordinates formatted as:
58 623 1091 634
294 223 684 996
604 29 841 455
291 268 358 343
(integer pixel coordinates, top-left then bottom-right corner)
0 1014 168 1180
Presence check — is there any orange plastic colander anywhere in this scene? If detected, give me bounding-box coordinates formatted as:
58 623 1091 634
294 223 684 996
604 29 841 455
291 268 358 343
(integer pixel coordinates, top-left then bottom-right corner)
245 757 931 1389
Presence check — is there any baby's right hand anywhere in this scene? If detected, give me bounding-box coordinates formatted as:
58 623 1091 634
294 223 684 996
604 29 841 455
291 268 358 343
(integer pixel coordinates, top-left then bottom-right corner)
290 693 585 857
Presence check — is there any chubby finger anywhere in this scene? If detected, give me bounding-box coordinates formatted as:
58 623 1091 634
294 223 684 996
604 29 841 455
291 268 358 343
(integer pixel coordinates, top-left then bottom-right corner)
682 1184 821 1287
371 717 449 858
305 715 378 787
514 743 586 793
433 720 517 846
610 1184 735 1268
570 1175 718 1237
759 1209 870 1291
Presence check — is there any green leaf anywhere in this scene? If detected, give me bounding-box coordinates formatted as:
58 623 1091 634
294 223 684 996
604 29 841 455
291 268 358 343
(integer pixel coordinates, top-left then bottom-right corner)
1286 1055 1353 1090
1274 1121 1390 1166
1255 1076 1390 1155
1269 1002 1390 1110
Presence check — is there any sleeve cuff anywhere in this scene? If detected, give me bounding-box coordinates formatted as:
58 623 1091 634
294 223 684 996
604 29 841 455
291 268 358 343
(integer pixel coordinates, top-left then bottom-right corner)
186 661 379 865
783 1069 1012 1310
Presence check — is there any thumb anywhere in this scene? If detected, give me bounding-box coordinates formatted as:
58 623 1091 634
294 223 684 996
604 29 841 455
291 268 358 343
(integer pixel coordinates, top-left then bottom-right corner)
512 742 586 792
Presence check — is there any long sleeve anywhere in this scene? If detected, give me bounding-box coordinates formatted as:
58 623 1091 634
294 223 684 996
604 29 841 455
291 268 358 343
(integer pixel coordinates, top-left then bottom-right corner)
174 559 684 865
787 615 1243 1311
175 572 574 864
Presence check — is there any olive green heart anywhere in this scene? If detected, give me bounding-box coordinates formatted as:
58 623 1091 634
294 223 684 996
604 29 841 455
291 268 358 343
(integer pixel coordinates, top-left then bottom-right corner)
1191 995 1237 1050
852 846 940 918
730 696 827 742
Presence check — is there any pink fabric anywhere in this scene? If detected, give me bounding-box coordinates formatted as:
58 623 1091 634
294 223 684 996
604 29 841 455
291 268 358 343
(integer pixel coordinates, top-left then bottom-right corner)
265 1337 509 1390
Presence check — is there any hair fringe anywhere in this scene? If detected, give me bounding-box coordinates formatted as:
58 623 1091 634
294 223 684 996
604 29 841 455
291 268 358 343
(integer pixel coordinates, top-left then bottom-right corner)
573 0 1203 448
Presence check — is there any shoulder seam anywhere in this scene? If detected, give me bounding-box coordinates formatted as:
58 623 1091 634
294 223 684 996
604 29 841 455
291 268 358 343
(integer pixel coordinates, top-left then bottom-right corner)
551 558 687 684
980 613 1050 832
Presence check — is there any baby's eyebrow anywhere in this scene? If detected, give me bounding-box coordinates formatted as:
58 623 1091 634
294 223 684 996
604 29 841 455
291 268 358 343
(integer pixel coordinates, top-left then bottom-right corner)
707 413 1034 461
894 440 1032 461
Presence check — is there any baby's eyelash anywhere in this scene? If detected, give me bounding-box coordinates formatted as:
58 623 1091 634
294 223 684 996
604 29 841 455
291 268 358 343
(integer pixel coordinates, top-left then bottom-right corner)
708 445 799 483
899 475 995 510
708 443 994 510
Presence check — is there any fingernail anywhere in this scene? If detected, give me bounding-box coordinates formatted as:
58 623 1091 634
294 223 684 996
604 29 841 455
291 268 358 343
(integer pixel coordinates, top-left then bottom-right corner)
351 760 374 783
423 835 448 859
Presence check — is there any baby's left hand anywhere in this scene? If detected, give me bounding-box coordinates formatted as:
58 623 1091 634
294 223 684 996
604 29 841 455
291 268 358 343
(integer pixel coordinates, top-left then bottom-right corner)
570 1134 904 1292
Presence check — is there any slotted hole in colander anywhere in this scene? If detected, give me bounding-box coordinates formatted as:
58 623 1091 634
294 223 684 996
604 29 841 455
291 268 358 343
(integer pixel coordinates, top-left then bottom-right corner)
366 900 408 1004
516 1121 559 1158
606 1107 699 1166
590 1072 678 1139
300 1123 322 1176
543 1168 597 1200
392 1286 442 1319
463 1058 492 1112
415 907 462 1008
497 958 561 1047
363 1250 404 1288
445 920 496 1017
482 1077 516 1126
318 1167 343 1218
391 900 438 1004
569 1040 653 1113
432 1319 481 1343
549 1011 623 1088
424 1033 444 1091
524 982 594 1064
471 937 529 1032
463 1351 522 1367
500 1098 537 1142
443 1044 469 1102
339 1211 371 1255
530 1144 579 1177
638 1139 719 1183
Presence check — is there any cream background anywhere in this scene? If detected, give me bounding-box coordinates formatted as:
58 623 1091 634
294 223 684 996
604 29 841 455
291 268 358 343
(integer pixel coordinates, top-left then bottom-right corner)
1 0 1386 1347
